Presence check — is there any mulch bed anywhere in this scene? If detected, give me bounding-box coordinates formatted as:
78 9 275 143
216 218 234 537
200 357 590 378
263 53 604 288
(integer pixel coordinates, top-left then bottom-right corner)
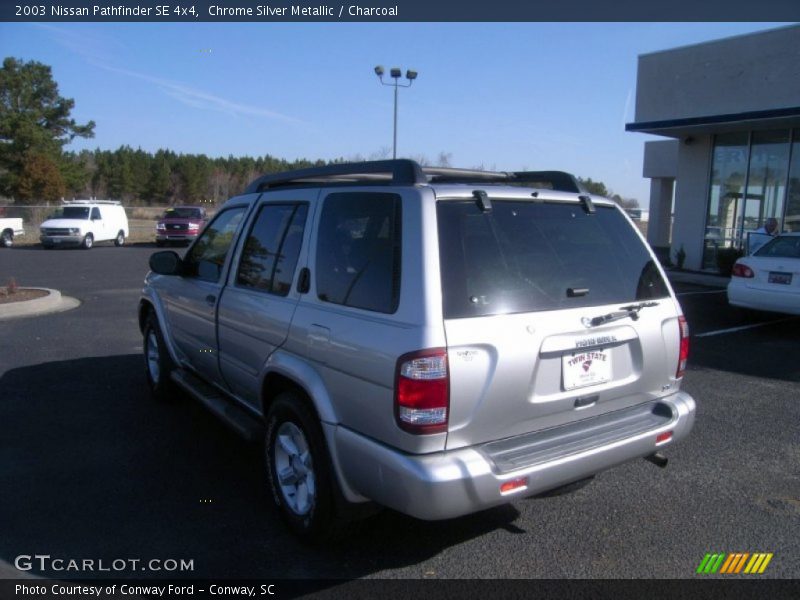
0 288 49 304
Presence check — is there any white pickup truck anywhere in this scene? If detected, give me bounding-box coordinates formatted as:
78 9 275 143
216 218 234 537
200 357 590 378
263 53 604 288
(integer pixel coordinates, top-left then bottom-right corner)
0 217 24 248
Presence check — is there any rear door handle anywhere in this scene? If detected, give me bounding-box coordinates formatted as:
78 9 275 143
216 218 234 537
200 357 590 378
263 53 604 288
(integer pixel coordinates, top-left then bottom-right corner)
205 294 216 306
308 324 330 345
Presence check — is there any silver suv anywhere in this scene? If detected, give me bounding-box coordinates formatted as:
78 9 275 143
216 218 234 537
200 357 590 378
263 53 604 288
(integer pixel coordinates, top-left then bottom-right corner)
139 160 695 538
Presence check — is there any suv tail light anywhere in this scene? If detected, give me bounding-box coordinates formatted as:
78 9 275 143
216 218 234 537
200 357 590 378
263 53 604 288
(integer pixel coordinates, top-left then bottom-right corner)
394 348 449 434
676 315 689 379
732 262 754 278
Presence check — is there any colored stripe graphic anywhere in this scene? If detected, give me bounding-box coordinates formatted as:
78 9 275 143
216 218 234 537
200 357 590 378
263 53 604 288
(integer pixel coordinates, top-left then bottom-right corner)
733 553 750 573
705 554 725 574
719 553 736 574
722 553 747 573
744 553 774 574
698 552 773 574
745 554 761 574
759 554 774 573
696 554 713 574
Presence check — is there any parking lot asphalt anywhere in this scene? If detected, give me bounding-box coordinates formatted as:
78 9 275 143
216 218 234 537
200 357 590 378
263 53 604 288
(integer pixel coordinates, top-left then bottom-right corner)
0 246 798 580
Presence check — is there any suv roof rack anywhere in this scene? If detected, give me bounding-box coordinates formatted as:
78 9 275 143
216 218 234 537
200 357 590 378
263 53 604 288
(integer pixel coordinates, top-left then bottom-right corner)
245 160 426 193
245 160 585 194
423 167 584 193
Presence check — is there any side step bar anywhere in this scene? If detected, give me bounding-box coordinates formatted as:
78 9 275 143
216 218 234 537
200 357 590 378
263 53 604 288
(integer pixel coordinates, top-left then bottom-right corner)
171 369 263 442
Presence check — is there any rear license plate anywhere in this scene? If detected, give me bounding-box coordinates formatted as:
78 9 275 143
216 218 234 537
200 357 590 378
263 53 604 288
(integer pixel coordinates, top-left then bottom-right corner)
563 349 612 391
768 272 792 285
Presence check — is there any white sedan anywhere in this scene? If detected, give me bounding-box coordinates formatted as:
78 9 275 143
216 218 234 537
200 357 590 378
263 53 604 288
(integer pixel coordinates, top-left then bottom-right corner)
728 233 800 315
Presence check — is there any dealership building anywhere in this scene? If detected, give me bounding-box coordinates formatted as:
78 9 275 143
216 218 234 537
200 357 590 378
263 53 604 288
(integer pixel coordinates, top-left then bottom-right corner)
627 24 800 271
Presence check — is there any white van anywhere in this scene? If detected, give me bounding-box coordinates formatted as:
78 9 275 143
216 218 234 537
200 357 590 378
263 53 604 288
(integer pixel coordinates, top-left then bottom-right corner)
40 200 129 249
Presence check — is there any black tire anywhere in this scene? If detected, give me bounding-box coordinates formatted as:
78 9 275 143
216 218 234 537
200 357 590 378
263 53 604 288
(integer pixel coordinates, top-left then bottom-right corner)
1 230 12 248
82 233 94 250
114 231 125 247
265 393 339 540
143 312 177 402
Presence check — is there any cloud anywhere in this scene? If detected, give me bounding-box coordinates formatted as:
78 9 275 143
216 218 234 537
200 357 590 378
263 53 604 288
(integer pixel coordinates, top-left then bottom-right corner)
96 64 304 124
31 23 125 61
31 24 302 124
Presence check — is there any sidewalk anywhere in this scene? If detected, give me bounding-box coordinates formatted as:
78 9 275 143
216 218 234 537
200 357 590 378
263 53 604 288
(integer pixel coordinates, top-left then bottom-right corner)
665 269 730 288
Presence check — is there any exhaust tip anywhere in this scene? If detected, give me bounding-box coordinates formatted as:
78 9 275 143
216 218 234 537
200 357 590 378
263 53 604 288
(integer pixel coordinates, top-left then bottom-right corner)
645 452 669 468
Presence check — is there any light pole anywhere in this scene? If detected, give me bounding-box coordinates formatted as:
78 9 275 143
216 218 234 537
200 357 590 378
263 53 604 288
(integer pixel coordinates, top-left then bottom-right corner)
374 66 418 159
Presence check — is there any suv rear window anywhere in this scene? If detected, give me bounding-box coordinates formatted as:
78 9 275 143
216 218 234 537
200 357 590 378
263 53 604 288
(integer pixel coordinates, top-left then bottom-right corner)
437 199 669 318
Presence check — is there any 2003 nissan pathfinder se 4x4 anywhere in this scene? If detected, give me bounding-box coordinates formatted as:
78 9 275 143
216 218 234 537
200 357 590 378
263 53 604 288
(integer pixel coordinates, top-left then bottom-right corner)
139 160 695 538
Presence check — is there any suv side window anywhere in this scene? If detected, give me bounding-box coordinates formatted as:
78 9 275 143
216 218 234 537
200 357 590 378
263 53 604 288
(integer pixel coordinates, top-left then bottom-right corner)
237 203 308 296
315 192 401 314
184 207 246 283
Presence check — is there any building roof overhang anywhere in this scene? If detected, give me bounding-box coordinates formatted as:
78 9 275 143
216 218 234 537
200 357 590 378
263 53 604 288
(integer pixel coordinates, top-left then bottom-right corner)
626 106 800 138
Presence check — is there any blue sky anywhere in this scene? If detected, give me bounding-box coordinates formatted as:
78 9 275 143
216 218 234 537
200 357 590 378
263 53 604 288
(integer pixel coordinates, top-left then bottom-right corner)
0 22 791 206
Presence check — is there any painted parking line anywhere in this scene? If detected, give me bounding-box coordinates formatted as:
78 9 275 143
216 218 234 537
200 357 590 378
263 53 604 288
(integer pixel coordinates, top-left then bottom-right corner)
676 289 727 296
694 317 800 338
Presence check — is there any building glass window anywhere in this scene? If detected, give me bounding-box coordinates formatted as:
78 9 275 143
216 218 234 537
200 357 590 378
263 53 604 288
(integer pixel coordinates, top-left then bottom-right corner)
703 129 794 269
703 132 748 269
742 130 790 238
786 130 800 233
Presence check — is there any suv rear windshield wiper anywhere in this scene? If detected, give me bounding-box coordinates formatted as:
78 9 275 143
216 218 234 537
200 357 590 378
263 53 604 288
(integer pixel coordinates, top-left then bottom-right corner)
584 301 660 327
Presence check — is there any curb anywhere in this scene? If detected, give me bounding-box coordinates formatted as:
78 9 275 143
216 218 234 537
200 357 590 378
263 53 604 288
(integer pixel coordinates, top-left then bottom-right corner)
666 270 730 288
0 287 80 320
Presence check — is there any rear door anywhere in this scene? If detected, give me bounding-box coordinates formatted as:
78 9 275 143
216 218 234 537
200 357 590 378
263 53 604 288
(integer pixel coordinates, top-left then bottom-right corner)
437 196 682 449
217 191 314 407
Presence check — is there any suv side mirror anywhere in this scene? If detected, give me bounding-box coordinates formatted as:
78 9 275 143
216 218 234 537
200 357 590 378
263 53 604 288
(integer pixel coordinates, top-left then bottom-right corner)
149 251 183 276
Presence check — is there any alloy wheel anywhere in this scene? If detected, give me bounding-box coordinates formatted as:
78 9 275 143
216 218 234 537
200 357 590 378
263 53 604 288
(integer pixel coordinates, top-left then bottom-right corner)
146 331 160 384
273 422 316 516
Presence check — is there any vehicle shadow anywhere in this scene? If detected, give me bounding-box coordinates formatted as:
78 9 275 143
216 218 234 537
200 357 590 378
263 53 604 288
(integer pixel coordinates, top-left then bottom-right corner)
0 355 522 581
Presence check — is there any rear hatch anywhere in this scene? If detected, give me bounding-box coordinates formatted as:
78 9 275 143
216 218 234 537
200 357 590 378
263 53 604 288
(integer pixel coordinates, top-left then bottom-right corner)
436 193 682 450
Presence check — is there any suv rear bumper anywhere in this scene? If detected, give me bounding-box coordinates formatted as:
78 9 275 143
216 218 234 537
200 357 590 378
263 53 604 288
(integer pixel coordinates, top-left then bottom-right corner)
334 391 695 520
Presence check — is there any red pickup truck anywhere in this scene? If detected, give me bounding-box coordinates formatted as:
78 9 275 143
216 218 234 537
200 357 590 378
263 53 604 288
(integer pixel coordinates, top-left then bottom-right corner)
155 206 207 247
